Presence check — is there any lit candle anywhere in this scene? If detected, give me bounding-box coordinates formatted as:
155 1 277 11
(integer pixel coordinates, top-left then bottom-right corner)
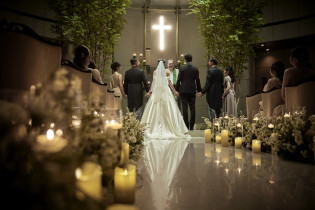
114 164 136 204
236 123 242 128
35 129 68 153
221 129 229 147
180 54 184 57
234 137 242 149
224 115 229 119
105 120 123 130
204 143 211 157
139 53 143 57
75 161 103 201
132 53 136 57
30 85 36 98
106 204 139 210
268 123 274 129
235 149 242 159
215 144 222 153
121 142 130 165
252 140 261 153
253 116 259 122
215 134 221 144
252 153 261 166
221 147 229 163
284 113 291 118
204 129 211 143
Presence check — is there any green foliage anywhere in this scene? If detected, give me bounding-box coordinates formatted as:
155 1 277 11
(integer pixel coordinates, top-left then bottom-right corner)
49 0 131 79
189 0 264 101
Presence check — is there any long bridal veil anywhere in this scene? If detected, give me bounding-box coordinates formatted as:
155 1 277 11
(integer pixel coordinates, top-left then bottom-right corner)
140 60 190 140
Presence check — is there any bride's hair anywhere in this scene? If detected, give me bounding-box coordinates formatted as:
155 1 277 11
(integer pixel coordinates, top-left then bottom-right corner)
157 59 165 65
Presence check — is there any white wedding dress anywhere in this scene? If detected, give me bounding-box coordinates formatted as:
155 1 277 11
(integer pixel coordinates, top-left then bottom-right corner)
141 61 190 140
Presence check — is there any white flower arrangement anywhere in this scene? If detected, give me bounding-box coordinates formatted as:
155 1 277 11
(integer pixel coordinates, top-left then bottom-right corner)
121 111 146 162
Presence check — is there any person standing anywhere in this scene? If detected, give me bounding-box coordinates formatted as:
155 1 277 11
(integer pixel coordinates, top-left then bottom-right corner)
166 59 181 110
175 53 202 130
199 58 224 122
222 66 237 116
124 58 150 119
110 61 127 102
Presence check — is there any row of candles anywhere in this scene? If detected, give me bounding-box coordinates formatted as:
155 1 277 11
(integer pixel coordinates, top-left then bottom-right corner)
204 128 262 153
35 116 137 207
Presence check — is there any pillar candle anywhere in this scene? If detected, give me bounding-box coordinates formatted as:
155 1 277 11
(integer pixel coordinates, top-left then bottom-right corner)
252 140 261 153
121 142 130 165
204 129 211 143
252 153 261 166
234 137 242 149
221 129 229 147
114 164 136 204
235 149 242 159
215 134 221 144
204 143 211 157
75 162 103 201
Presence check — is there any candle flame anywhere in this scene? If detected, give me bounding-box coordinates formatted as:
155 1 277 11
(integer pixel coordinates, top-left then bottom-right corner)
56 129 63 137
110 120 115 124
236 123 242 128
124 169 127 175
46 129 54 140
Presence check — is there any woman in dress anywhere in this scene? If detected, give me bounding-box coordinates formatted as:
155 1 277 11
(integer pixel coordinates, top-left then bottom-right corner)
110 62 127 101
73 45 104 84
222 66 237 116
141 60 190 140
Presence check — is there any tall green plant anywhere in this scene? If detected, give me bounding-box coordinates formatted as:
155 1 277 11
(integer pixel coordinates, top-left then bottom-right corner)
189 0 264 105
49 0 131 79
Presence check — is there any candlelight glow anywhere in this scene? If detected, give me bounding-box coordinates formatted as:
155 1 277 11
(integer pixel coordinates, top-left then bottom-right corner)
46 129 54 140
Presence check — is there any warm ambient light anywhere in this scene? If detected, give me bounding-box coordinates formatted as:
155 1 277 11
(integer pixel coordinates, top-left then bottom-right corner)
152 16 171 51
46 129 54 140
266 48 270 51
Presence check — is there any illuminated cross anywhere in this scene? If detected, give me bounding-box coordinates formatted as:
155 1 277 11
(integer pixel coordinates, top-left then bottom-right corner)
152 16 171 51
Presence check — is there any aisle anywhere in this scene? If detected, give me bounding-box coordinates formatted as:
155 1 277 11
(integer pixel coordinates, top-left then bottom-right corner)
135 130 315 210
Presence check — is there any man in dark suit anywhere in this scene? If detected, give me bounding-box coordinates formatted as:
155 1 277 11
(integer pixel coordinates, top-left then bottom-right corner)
198 58 224 122
175 53 202 130
124 58 150 119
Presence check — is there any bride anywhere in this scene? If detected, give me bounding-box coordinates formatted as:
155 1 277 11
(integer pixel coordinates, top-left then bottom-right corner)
141 59 191 140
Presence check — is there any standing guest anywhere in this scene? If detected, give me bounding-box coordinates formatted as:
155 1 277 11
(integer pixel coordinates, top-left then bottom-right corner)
198 58 224 122
282 46 315 100
124 58 150 119
166 59 181 110
110 61 127 101
222 66 237 116
175 53 202 130
73 45 104 84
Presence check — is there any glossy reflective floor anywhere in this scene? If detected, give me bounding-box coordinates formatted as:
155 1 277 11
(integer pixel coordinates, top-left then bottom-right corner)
135 131 315 210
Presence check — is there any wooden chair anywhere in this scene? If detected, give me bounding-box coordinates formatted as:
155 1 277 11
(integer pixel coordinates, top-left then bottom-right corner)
90 78 107 107
246 93 261 119
285 80 315 116
0 20 61 90
106 90 115 110
261 86 284 117
61 59 92 99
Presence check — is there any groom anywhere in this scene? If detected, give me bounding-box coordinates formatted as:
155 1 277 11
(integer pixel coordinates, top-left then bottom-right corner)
124 58 150 119
175 53 202 130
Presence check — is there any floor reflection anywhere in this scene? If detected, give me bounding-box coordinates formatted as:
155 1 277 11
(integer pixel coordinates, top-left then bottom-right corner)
136 139 188 210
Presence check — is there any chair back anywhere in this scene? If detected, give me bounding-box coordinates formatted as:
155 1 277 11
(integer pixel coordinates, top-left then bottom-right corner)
261 87 284 117
285 80 315 115
0 20 61 90
61 59 92 98
246 93 261 119
90 79 107 107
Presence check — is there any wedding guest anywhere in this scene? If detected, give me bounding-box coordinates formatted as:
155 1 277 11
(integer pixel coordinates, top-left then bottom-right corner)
263 61 285 92
110 61 127 101
222 66 237 116
199 58 224 122
282 46 315 100
73 45 104 84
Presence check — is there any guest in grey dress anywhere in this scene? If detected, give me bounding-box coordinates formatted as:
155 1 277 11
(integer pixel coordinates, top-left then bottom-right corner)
222 66 237 116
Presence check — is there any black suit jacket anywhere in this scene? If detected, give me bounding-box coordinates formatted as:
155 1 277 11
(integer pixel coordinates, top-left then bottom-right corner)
123 66 150 111
175 63 202 94
201 66 224 110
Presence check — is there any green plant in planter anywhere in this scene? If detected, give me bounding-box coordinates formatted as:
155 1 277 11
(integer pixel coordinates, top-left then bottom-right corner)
49 0 131 81
189 0 264 106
